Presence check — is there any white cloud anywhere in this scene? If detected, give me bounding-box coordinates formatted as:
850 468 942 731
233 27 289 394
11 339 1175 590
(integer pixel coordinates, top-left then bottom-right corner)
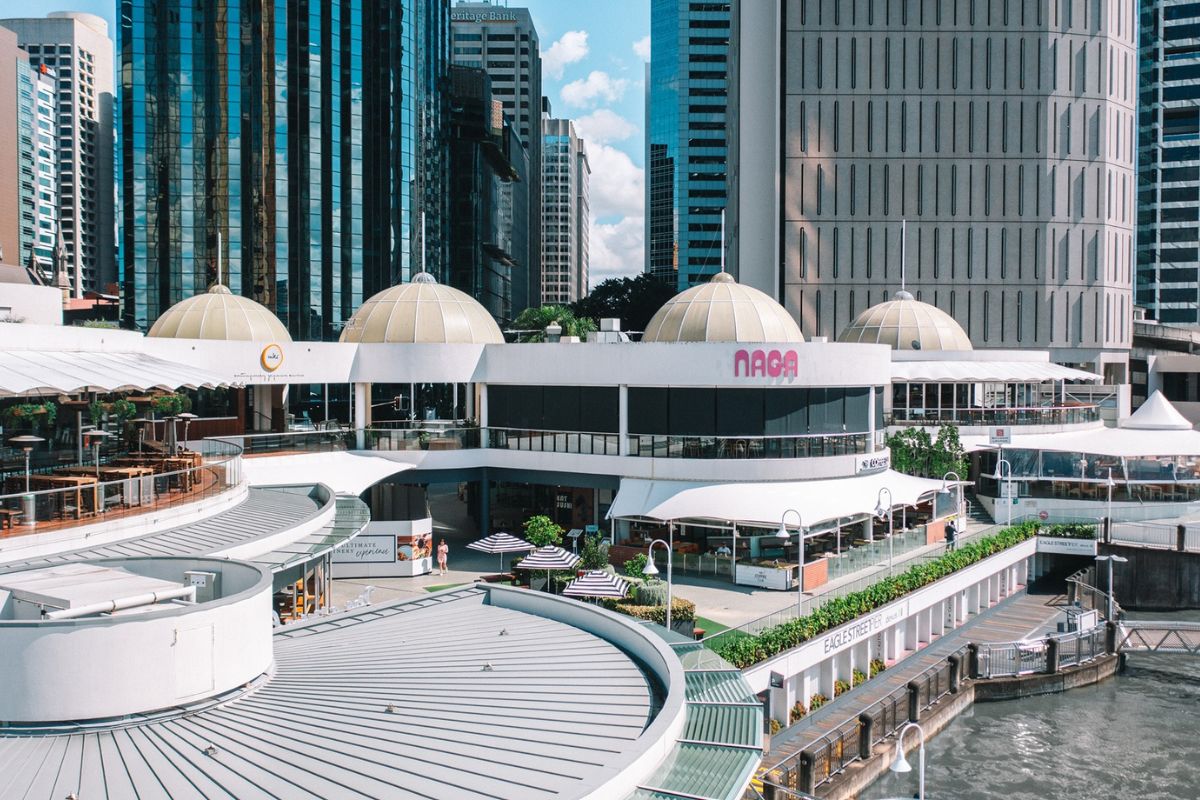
543 30 589 80
561 70 630 107
589 215 644 285
632 35 651 60
586 142 643 220
573 109 636 145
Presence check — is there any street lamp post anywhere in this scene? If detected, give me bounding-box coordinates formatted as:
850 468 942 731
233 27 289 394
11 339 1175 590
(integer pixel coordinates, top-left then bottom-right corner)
940 471 964 549
643 535 674 632
993 456 1014 526
890 721 927 800
1105 467 1116 530
777 508 803 611
874 488 894 575
1094 554 1128 621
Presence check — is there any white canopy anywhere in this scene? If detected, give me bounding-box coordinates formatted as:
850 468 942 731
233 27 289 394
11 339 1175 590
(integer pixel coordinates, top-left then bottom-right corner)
1122 391 1192 431
0 350 235 397
608 469 952 529
891 360 1101 383
242 452 414 495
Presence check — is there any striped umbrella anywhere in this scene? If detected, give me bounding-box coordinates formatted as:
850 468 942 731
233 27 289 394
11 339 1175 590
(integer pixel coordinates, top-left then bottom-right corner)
466 532 536 572
514 546 581 593
563 570 630 600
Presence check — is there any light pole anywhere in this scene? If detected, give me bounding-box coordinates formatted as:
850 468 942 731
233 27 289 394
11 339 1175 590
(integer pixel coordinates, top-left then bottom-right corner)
643 537 674 632
777 508 804 610
890 721 927 800
1094 554 1128 621
874 488 894 575
83 429 114 514
940 471 964 548
993 456 1014 526
1105 467 1116 529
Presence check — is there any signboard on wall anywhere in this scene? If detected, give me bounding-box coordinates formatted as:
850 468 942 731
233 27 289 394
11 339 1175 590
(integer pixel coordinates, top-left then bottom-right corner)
857 454 890 475
989 427 1012 444
331 535 395 564
1036 537 1098 556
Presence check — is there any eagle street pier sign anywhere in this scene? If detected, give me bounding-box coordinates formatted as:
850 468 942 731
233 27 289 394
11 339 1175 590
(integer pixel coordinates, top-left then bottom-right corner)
821 600 911 655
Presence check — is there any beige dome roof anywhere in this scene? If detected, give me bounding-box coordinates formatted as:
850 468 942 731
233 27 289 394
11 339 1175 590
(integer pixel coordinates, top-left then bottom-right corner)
148 284 292 341
838 291 972 351
339 272 503 344
642 272 804 344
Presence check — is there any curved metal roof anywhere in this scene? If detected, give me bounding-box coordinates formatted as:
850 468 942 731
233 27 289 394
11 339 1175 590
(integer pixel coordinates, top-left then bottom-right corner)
339 272 504 344
148 284 293 342
839 290 972 351
642 273 804 344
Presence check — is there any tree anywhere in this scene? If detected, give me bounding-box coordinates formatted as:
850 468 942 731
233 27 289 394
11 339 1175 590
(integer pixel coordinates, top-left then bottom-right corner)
886 425 966 478
579 533 610 571
571 274 677 333
511 305 597 342
523 515 564 547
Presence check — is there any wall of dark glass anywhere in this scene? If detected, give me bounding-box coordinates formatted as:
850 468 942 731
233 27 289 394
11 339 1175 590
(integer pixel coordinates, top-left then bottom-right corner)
488 385 619 432
628 387 873 436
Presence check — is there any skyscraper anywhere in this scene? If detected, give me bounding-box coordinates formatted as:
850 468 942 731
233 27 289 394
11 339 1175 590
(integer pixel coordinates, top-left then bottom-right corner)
0 12 114 297
1137 1 1200 325
541 117 589 304
450 1 542 315
118 0 449 340
645 0 729 290
729 0 1136 375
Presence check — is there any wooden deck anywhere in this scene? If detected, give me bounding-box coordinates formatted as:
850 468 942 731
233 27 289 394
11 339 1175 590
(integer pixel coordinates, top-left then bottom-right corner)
763 586 1068 768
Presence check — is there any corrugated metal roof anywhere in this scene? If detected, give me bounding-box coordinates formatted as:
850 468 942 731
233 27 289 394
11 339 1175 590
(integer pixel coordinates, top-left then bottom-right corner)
685 670 760 705
251 495 370 573
0 487 325 573
0 587 658 799
629 745 761 800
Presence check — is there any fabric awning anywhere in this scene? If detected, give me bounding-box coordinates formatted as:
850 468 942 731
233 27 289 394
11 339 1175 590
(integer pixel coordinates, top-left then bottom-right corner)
973 426 1200 458
0 350 235 397
608 470 953 529
890 360 1101 383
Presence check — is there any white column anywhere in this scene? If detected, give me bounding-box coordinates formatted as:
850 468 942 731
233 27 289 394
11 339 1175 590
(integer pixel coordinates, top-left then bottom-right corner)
618 385 629 456
478 383 489 448
917 609 932 645
354 382 370 450
932 601 946 637
819 657 836 700
905 615 920 652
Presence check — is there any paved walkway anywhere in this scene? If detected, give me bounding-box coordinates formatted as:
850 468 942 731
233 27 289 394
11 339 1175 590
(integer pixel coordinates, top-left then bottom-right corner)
762 584 1069 769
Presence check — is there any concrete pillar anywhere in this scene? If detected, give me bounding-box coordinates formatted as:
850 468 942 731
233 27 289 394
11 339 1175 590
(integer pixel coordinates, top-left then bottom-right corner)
770 682 789 727
478 384 489 447
618 385 629 456
353 382 371 449
905 615 919 652
853 640 870 684
819 657 836 700
479 470 491 537
959 590 970 624
932 600 946 637
888 624 903 662
802 667 818 709
864 516 874 543
917 609 932 645
252 385 273 431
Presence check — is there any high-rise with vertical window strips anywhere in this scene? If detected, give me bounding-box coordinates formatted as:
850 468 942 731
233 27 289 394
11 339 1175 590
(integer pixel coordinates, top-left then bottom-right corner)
729 0 1137 376
117 0 450 340
541 117 589 304
645 0 730 290
1137 0 1200 325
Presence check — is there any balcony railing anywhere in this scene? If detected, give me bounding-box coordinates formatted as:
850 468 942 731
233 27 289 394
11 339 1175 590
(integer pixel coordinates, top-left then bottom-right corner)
627 431 875 459
216 428 354 456
888 405 1100 427
488 427 620 455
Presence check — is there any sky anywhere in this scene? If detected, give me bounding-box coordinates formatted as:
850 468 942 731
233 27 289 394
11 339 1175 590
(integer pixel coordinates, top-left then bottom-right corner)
0 1 650 287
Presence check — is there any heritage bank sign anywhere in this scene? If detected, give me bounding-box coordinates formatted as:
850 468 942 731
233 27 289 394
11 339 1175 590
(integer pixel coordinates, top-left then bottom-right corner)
451 9 519 22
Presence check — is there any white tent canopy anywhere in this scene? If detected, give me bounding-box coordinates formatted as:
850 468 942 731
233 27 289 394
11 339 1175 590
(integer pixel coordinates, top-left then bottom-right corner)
0 350 236 397
1122 391 1192 430
890 360 1101 383
608 469 953 529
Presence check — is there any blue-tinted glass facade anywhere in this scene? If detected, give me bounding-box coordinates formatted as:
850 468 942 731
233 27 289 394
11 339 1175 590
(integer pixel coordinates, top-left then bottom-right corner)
645 0 729 290
118 0 449 340
1137 0 1200 324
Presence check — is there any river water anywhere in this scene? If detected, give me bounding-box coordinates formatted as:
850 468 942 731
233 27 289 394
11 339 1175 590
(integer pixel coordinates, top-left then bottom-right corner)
868 611 1200 800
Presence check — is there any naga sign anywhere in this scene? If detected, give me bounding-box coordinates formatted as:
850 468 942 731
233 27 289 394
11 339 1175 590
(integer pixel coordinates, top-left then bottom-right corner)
734 348 799 379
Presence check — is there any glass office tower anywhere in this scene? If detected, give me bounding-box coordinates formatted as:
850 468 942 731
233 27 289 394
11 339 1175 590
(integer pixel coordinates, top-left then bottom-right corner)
645 0 729 290
118 0 449 340
1137 1 1200 324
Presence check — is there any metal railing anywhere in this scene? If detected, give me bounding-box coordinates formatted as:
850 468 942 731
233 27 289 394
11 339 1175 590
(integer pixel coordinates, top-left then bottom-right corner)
762 645 968 795
0 438 243 532
489 427 619 455
1111 521 1186 551
975 624 1107 679
627 431 877 460
366 426 481 451
888 405 1100 427
216 428 353 455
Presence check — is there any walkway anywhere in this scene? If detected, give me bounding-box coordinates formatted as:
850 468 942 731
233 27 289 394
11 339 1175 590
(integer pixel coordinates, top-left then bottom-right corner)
762 584 1069 770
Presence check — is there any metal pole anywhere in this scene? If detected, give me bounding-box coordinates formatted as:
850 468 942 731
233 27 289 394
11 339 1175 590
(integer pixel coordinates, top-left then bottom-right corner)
889 507 895 575
1107 558 1114 622
1107 467 1113 527
798 528 805 611
667 523 674 632
23 448 31 493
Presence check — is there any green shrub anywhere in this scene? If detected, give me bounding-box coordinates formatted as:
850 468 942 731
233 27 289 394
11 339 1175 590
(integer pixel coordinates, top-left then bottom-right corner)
579 533 610 570
612 597 696 625
523 515 564 547
790 702 806 724
623 553 648 578
834 679 851 697
769 718 782 735
636 580 669 606
851 668 868 687
711 522 1041 668
808 693 828 711
1040 523 1096 540
869 658 887 678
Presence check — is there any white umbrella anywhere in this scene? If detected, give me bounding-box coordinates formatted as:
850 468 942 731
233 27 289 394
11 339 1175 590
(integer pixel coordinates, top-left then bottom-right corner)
563 570 629 600
514 546 581 593
466 531 536 572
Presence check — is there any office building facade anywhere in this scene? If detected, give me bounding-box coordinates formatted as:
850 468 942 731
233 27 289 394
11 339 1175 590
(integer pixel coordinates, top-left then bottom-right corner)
729 0 1137 375
447 65 524 322
0 13 114 297
1137 1 1200 325
645 0 730 290
541 117 589 304
450 1 541 315
118 0 449 341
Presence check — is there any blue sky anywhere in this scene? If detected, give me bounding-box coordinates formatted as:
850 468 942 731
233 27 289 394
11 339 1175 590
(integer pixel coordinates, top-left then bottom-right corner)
0 1 649 285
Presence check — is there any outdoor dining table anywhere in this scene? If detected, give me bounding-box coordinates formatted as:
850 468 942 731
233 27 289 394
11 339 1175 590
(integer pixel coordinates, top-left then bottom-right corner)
57 466 156 507
29 473 100 519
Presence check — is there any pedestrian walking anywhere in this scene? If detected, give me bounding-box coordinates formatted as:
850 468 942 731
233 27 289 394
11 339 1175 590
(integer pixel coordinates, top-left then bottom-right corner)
437 539 449 575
